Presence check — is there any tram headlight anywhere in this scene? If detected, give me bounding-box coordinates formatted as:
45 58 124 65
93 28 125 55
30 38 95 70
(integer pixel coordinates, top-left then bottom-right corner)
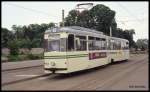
44 62 49 66
50 62 55 66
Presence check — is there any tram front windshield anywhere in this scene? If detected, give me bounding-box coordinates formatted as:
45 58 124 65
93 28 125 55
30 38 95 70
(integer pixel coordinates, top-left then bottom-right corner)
44 34 66 52
49 40 60 51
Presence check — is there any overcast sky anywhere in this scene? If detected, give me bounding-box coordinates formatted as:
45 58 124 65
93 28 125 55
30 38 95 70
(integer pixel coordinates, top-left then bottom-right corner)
2 1 148 41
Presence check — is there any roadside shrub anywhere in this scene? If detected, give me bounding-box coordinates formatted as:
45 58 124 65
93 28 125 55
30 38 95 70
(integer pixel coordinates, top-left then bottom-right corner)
27 54 43 60
8 40 19 56
27 54 38 60
1 55 8 62
8 55 19 61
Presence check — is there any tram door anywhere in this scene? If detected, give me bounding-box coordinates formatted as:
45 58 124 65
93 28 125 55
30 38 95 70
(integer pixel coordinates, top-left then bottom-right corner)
68 34 74 51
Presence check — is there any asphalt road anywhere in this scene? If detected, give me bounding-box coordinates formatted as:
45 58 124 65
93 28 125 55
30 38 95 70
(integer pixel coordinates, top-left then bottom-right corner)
2 59 43 71
2 66 45 85
2 54 148 91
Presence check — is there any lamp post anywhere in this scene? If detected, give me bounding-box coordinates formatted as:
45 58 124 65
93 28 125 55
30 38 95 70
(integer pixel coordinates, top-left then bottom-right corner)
62 9 64 27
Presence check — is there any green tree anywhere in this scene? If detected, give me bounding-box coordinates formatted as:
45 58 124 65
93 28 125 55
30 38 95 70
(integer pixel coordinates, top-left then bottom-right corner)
115 28 136 48
136 39 148 50
8 40 19 55
12 25 24 39
65 10 78 26
89 4 116 35
1 28 15 48
64 4 116 36
64 4 136 48
123 29 136 48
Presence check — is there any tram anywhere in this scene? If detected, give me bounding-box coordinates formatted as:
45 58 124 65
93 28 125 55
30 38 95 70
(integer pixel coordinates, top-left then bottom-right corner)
44 26 129 74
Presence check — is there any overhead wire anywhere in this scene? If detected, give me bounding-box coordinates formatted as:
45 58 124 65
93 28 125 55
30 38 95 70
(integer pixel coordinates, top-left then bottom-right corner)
116 2 142 23
5 2 146 28
6 3 59 19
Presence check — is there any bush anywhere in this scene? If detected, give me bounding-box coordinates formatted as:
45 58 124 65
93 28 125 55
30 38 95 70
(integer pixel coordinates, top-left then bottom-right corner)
8 55 19 61
8 40 19 55
18 55 28 60
6 54 43 62
1 55 8 62
27 54 42 60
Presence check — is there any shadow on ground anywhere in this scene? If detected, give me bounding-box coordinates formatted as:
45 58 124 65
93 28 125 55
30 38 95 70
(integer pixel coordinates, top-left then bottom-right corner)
49 60 130 80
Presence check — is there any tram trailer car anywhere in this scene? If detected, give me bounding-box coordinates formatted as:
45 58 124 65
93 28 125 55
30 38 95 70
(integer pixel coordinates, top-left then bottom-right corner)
44 26 129 74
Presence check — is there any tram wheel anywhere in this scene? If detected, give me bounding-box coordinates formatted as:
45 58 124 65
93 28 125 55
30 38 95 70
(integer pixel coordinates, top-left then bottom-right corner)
111 59 114 63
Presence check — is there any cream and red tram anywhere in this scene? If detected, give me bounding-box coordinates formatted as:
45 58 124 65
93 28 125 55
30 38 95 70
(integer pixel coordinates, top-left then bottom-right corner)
44 26 129 74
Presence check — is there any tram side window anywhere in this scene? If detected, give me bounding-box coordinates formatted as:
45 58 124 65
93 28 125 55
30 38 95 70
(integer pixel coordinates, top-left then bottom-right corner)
115 40 121 50
76 36 87 51
60 38 66 51
125 42 129 49
107 39 111 50
95 38 101 50
110 40 114 50
121 42 124 50
68 34 74 51
88 37 106 50
101 39 106 50
111 40 121 50
88 36 95 50
113 41 117 50
123 41 129 50
118 41 121 49
121 41 129 50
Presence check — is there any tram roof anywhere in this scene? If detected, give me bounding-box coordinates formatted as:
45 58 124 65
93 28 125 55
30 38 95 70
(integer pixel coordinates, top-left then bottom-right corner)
45 26 128 42
107 36 129 42
45 26 105 37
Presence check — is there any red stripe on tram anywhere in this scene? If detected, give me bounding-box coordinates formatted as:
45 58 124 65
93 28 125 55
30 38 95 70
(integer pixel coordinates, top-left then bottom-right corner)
89 52 107 60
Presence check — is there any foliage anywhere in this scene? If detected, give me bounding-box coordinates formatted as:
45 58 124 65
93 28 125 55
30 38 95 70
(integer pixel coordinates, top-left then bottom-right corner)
7 40 19 55
1 28 15 48
115 28 136 48
27 54 43 60
136 39 148 51
2 54 43 62
2 23 55 51
64 4 136 48
65 4 116 35
8 55 18 61
2 4 137 51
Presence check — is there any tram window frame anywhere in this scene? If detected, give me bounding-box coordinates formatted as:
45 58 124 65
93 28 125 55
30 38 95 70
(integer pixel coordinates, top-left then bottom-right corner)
48 39 60 52
75 35 87 51
100 38 106 50
88 36 95 50
110 39 114 50
125 41 129 50
88 36 106 50
115 40 121 50
95 37 101 50
121 41 128 50
107 39 111 50
60 38 67 52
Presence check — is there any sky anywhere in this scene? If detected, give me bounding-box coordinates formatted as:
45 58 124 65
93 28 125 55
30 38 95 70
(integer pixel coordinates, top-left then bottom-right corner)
2 1 149 41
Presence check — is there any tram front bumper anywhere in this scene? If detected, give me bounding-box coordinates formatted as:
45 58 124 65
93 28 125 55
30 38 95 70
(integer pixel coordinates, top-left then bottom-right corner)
44 68 67 73
44 68 67 71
